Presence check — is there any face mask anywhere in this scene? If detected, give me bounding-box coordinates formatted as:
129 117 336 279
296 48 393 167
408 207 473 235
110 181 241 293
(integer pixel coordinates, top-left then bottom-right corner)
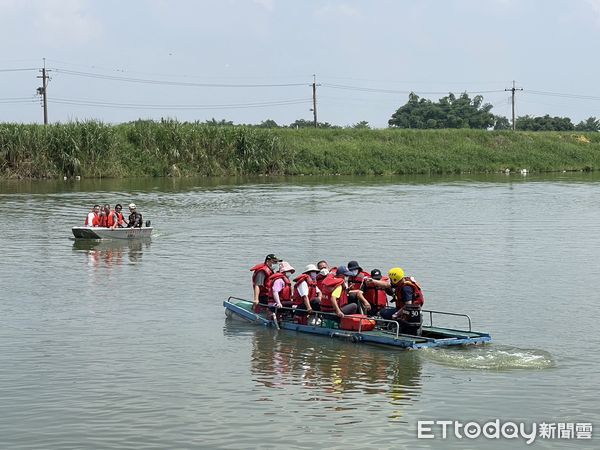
286 271 293 279
271 263 279 272
309 272 317 281
350 269 359 276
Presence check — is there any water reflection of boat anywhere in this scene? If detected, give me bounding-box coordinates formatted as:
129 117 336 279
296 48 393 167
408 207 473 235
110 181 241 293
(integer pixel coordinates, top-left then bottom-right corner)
72 238 150 266
224 320 422 418
224 297 491 349
72 226 153 240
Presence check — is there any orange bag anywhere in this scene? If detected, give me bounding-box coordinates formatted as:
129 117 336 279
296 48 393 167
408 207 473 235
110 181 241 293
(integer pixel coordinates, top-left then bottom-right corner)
340 314 376 332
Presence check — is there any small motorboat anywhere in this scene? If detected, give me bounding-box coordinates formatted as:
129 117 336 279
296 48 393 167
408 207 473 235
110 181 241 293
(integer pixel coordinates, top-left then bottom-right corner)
72 226 153 240
224 296 491 350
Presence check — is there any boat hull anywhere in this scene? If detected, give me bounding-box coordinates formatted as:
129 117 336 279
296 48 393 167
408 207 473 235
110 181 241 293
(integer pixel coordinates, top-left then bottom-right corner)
223 297 492 350
72 226 153 240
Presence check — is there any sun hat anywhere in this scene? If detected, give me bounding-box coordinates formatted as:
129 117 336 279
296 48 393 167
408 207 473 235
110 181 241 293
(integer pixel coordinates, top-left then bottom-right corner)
278 261 295 273
303 264 319 274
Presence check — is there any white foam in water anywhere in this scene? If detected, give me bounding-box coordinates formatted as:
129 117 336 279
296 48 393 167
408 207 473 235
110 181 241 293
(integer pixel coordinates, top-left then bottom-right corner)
421 345 554 370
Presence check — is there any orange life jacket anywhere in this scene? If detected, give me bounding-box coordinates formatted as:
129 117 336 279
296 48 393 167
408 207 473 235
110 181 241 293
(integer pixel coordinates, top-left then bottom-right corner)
393 276 424 308
250 263 274 298
98 213 108 227
266 272 292 304
292 273 318 306
107 210 116 227
84 212 99 226
320 274 348 312
114 211 125 226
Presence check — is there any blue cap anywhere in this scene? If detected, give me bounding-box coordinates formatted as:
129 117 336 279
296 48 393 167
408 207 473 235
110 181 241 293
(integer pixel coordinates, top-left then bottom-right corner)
336 265 353 276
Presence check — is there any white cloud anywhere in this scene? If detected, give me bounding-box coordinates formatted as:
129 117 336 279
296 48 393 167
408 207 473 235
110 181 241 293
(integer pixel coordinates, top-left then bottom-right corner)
253 0 274 12
315 2 360 19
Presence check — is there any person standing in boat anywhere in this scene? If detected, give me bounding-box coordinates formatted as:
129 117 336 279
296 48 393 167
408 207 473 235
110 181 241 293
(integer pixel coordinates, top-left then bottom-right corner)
292 264 322 314
126 203 143 228
365 267 424 320
84 204 100 227
266 261 295 310
320 265 359 319
250 254 281 307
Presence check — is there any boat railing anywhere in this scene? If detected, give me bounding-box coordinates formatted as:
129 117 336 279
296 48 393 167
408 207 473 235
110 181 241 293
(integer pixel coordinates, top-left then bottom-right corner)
421 309 472 332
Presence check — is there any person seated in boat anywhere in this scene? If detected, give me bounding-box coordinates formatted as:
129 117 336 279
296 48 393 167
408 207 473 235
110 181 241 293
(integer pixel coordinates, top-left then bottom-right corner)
360 268 389 316
320 265 359 319
267 261 295 311
365 267 424 333
346 260 372 314
126 203 143 228
97 204 111 227
111 204 127 228
292 264 322 315
317 260 329 271
84 204 100 227
250 254 281 307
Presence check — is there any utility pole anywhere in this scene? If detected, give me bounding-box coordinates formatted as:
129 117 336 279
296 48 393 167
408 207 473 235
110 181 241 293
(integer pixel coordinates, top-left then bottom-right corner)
37 58 50 125
311 74 318 128
505 80 523 131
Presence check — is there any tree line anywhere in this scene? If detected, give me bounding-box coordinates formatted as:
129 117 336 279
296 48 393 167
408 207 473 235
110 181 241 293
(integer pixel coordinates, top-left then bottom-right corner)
189 92 599 132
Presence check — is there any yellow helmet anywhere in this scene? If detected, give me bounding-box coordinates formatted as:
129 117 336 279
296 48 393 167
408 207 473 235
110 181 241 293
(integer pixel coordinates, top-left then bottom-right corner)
388 267 405 284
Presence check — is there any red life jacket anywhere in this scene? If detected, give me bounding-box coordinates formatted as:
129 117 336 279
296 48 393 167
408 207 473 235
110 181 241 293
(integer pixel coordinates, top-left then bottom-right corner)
98 213 108 227
250 263 274 298
362 275 389 308
348 270 370 291
292 273 318 306
266 272 292 303
393 277 424 308
107 210 116 227
114 211 125 226
84 212 99 226
320 274 347 312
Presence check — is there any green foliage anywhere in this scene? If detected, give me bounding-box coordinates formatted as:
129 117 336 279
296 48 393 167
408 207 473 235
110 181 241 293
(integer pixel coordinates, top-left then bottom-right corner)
516 115 574 131
494 116 512 130
575 117 600 132
349 120 370 129
289 119 341 129
389 92 495 129
2 122 600 178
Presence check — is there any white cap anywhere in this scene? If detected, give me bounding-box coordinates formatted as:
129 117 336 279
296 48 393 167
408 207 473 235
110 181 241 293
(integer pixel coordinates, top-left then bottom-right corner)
128 203 136 209
303 264 319 274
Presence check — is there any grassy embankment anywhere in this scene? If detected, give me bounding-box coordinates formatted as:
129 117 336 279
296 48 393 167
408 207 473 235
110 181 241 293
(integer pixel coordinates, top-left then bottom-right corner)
1 120 599 179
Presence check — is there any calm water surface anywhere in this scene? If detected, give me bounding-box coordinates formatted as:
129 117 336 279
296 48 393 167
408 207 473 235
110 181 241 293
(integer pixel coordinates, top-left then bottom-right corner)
1 174 599 449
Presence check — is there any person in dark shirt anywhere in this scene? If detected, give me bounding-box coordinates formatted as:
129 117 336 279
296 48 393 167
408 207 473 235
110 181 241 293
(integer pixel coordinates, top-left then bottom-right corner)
127 203 143 228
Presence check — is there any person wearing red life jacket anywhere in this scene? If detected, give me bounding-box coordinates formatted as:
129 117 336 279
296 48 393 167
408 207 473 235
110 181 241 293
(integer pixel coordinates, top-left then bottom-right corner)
365 267 424 321
267 261 295 309
84 204 100 227
250 254 281 306
292 264 322 314
360 268 389 316
111 204 127 228
346 260 373 314
320 265 359 319
97 205 110 227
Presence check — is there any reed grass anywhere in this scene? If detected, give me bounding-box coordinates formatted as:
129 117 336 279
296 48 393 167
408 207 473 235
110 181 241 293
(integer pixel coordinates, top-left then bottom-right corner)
1 120 599 179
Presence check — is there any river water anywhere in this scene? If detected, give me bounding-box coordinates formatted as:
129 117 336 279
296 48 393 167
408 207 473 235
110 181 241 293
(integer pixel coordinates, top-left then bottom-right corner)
0 174 598 449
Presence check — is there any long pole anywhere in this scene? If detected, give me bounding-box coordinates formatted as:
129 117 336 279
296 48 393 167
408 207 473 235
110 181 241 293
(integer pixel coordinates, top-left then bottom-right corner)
312 74 317 127
505 80 523 131
37 58 50 125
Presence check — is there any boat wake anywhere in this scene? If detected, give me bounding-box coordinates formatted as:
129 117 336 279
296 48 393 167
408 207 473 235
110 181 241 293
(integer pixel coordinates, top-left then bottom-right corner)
421 345 554 370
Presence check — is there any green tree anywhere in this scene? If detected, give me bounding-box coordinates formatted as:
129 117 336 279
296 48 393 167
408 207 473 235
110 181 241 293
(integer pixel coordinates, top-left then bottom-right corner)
493 116 512 130
350 120 370 129
516 115 574 131
575 117 600 132
257 119 279 128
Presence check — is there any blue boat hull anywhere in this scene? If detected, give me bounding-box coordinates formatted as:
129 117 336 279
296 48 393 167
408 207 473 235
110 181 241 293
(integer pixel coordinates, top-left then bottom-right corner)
223 297 491 350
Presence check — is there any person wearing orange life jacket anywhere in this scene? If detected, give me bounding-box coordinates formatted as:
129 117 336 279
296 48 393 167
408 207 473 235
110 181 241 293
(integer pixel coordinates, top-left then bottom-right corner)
111 204 127 228
97 204 111 227
267 261 295 310
84 204 101 227
320 265 359 319
250 254 281 306
365 267 424 321
292 264 322 314
360 268 389 316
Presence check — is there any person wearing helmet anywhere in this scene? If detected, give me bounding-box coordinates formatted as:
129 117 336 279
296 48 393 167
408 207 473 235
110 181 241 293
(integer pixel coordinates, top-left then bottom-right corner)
292 264 322 314
364 267 424 321
126 203 143 228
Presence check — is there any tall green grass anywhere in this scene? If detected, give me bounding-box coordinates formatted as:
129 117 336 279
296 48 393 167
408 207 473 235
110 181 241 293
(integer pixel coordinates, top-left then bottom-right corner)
1 120 599 179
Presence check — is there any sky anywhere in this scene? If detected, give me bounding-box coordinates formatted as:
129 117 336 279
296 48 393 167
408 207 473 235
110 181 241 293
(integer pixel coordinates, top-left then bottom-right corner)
1 0 600 128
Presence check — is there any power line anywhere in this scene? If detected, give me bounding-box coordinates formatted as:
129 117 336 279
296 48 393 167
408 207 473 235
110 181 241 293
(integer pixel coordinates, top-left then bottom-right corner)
526 90 600 101
321 83 506 96
52 68 308 88
0 68 38 72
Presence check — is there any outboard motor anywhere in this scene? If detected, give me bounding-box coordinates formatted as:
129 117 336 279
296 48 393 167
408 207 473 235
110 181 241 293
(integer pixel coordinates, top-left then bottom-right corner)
392 304 423 336
145 220 151 228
